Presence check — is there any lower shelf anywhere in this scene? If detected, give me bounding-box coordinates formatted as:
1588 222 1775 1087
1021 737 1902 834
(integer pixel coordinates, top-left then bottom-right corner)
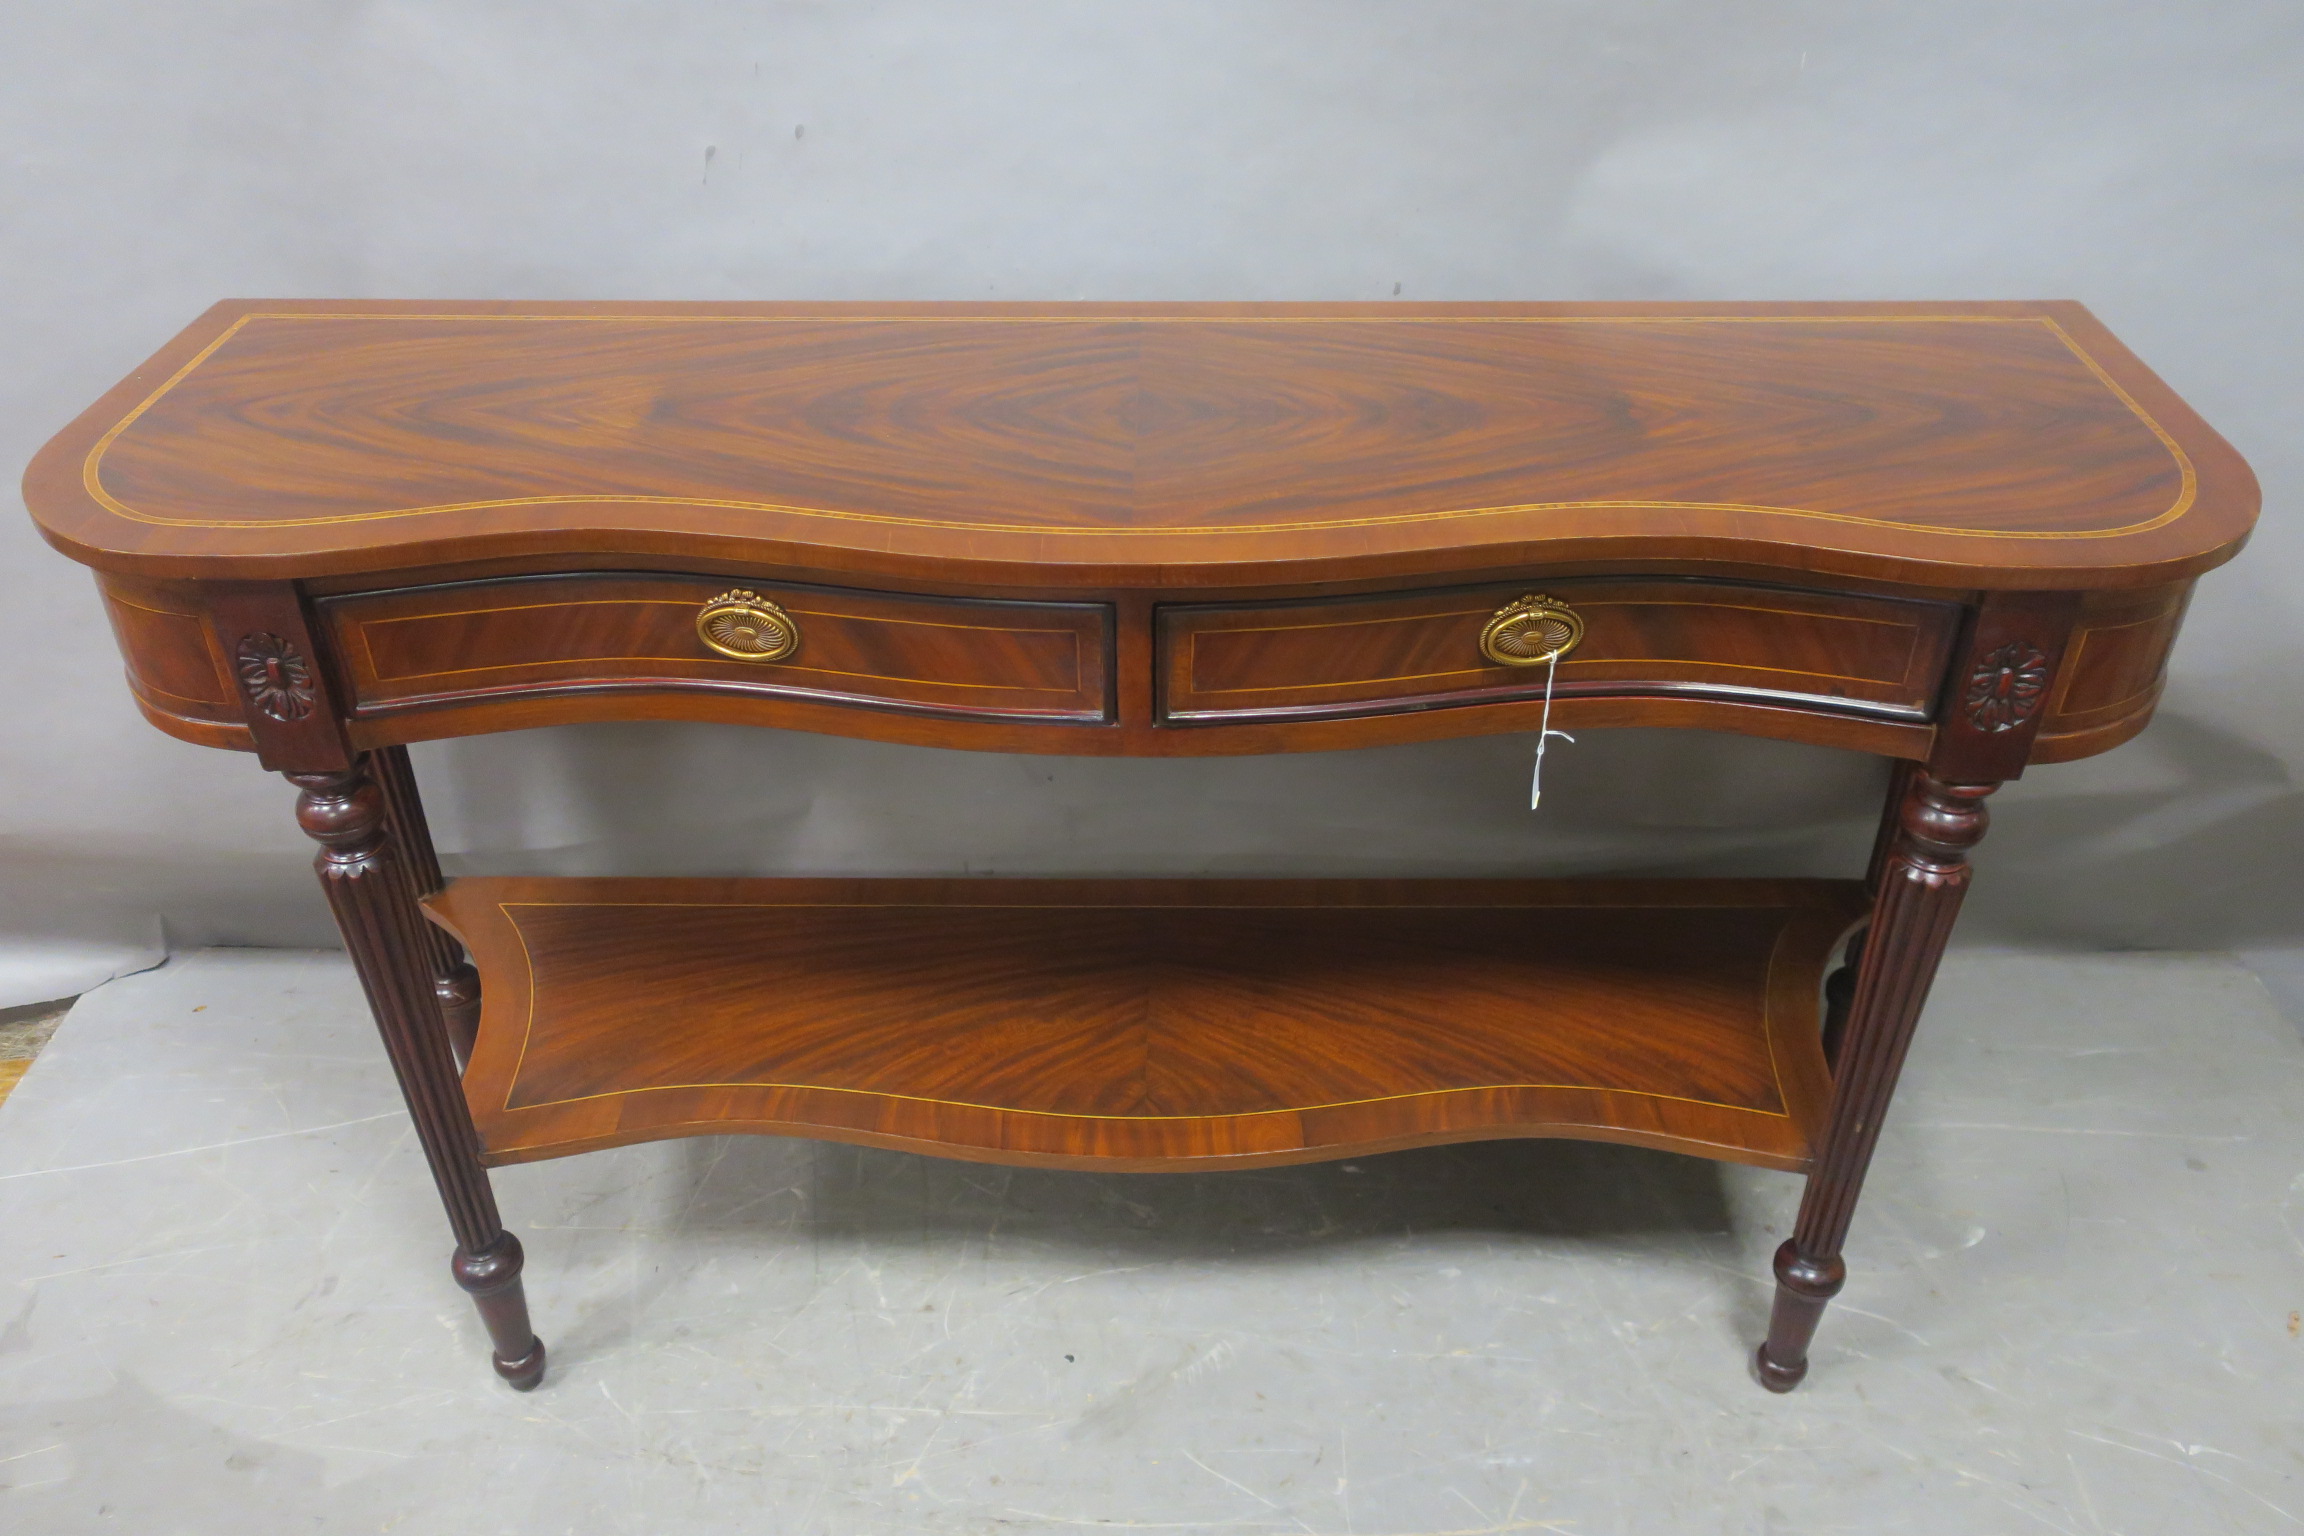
425 876 1867 1173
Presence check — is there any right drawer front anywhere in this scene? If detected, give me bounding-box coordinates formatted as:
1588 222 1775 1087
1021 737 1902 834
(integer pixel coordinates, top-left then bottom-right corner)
1160 579 1960 725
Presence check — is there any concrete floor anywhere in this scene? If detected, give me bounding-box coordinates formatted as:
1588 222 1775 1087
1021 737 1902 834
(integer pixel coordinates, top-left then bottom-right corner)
0 948 2298 1534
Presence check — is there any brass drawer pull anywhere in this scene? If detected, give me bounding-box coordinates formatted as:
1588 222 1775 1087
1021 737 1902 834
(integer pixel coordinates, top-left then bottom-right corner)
1479 593 1584 667
697 589 801 661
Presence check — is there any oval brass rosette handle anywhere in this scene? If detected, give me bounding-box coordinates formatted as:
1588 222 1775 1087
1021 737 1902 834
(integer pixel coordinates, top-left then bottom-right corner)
1478 593 1585 668
696 589 801 661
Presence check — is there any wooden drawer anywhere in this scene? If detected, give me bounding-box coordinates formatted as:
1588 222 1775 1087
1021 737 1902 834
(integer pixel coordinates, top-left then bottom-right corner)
322 574 1112 724
1160 579 1960 725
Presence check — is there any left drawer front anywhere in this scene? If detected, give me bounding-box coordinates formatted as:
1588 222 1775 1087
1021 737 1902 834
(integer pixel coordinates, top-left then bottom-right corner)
322 575 1111 723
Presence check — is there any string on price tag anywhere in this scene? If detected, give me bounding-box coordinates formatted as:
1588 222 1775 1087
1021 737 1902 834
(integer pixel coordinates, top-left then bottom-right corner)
1530 649 1575 810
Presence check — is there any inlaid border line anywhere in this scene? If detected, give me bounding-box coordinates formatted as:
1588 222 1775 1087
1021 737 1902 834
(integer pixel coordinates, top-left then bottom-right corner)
82 313 2196 542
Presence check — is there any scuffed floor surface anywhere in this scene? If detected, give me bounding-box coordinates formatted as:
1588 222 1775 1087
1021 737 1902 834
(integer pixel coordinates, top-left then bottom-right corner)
0 948 2299 1534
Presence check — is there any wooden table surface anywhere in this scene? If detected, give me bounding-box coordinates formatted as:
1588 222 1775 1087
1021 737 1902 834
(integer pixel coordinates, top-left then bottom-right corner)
26 300 2255 590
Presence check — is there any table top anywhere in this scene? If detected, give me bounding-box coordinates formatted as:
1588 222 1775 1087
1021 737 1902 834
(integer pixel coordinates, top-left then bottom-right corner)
24 300 2256 591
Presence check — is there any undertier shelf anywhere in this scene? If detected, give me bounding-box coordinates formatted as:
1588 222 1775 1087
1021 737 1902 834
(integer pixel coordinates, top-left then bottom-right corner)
425 877 1868 1172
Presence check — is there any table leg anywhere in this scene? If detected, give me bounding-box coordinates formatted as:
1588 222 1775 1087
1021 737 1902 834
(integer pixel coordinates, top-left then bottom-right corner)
289 757 547 1390
1819 758 1917 1070
1757 770 1995 1391
1818 931 1863 1073
369 745 483 1069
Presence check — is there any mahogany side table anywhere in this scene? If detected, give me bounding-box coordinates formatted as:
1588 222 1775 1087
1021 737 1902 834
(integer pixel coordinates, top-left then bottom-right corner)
23 301 2257 1393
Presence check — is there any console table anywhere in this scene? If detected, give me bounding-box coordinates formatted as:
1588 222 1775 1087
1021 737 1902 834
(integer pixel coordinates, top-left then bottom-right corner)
23 301 2256 1394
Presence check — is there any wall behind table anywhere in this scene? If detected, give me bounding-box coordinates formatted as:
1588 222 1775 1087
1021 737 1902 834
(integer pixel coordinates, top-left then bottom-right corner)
2 1 2297 1006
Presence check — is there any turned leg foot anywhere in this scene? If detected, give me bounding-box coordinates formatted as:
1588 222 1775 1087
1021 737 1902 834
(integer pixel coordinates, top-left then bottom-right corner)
1755 1240 1845 1392
453 1232 547 1390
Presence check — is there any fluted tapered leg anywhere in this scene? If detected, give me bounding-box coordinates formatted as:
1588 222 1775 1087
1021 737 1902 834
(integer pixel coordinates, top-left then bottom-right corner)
1757 771 1995 1391
369 745 483 1069
290 757 545 1389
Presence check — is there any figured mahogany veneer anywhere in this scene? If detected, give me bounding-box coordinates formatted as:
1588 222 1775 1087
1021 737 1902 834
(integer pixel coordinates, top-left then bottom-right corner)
25 300 2259 1393
320 573 1112 726
1161 577 1960 726
426 876 1865 1172
34 300 2256 766
99 576 238 728
28 301 2256 592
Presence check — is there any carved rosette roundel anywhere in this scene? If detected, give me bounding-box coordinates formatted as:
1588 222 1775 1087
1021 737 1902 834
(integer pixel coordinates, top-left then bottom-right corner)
235 632 316 722
1963 640 2049 733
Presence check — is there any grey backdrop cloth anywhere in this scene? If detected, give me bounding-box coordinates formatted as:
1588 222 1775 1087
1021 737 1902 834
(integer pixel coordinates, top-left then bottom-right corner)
1 1 2297 1003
